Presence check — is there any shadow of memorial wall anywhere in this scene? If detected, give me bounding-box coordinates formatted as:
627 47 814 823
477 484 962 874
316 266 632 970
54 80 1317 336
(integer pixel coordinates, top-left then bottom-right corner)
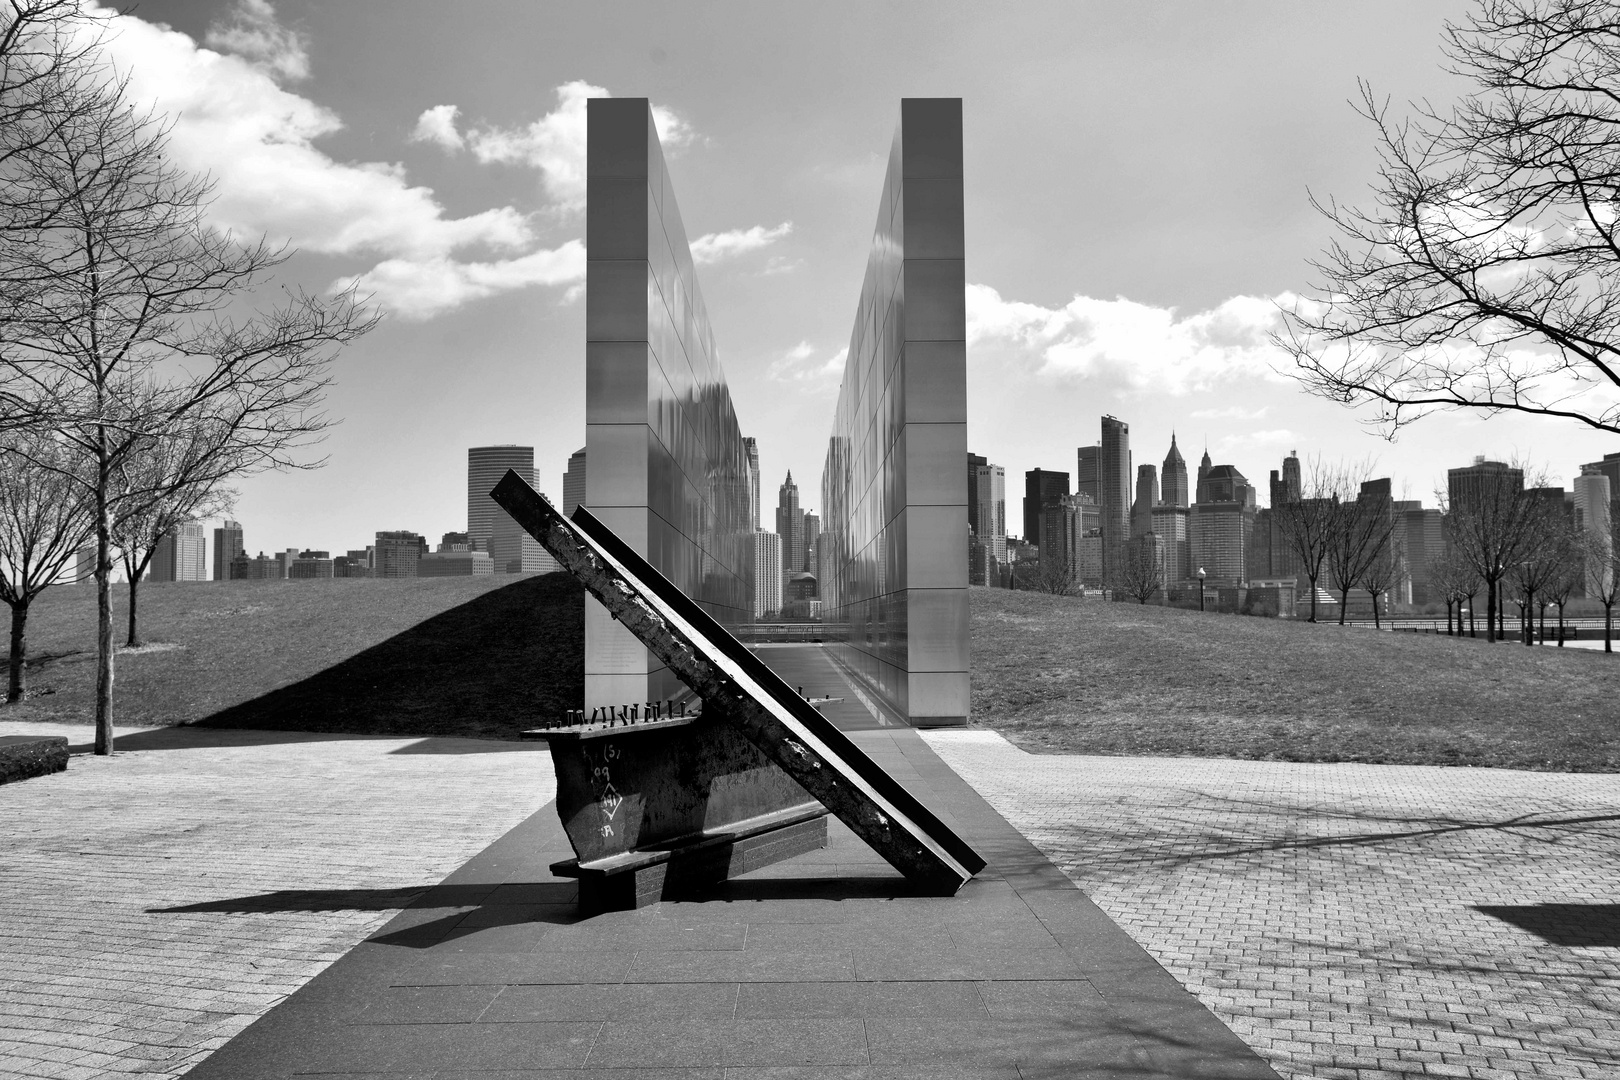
820 100 969 725
584 99 753 710
582 98 968 725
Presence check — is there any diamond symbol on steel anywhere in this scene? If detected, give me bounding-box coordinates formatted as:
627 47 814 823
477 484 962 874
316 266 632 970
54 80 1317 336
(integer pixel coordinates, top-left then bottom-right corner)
599 784 623 819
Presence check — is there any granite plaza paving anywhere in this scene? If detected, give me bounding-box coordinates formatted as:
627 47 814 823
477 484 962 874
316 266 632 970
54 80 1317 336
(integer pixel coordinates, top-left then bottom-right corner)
3 678 1617 1078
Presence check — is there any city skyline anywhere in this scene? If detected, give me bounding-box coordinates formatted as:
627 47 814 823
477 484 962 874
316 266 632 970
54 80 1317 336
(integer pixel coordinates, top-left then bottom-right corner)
74 1 1620 557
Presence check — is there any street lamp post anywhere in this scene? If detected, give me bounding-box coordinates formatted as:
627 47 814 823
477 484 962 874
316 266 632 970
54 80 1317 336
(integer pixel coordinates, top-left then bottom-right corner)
1197 567 1207 612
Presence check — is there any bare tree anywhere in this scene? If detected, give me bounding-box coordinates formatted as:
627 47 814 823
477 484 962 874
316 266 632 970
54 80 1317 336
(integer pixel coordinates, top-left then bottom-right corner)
1279 1 1620 438
1359 538 1404 629
111 430 236 646
1582 519 1620 652
1543 532 1583 646
1441 464 1550 643
0 49 377 754
1326 485 1399 626
1015 556 1082 597
1427 549 1480 635
0 429 92 701
1116 533 1165 604
1272 455 1345 622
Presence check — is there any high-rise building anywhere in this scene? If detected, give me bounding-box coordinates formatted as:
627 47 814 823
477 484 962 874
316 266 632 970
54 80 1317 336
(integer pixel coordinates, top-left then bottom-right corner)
1189 463 1255 585
213 521 242 581
1395 501 1444 605
1131 463 1158 539
1448 456 1524 512
1580 451 1620 495
1076 445 1100 504
1150 503 1190 584
1575 469 1613 598
1161 436 1188 509
1099 416 1130 580
150 522 206 582
753 530 783 618
975 463 1007 569
289 551 335 579
439 531 470 552
744 437 761 532
469 446 557 573
563 447 587 517
803 511 821 578
968 453 987 538
374 531 427 578
1022 468 1068 546
1047 493 1100 581
776 472 803 588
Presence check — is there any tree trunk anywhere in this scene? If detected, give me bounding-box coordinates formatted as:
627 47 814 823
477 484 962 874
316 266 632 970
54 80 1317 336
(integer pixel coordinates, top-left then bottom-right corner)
1557 604 1566 646
126 571 143 648
1607 602 1614 653
1485 579 1497 643
1468 597 1477 637
1308 575 1318 622
6 600 27 703
1338 586 1351 625
94 490 114 756
1368 591 1382 629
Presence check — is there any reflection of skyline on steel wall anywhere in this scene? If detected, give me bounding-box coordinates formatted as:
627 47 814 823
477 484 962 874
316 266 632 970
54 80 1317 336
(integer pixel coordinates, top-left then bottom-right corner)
584 98 753 709
821 99 970 725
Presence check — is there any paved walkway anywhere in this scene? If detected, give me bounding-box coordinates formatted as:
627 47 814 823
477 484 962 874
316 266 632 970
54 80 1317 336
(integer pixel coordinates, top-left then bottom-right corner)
922 730 1620 1080
179 727 1277 1079
0 723 554 1080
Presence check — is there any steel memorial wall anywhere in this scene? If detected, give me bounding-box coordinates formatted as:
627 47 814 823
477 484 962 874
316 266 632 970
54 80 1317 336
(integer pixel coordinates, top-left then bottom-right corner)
820 100 969 725
583 98 753 710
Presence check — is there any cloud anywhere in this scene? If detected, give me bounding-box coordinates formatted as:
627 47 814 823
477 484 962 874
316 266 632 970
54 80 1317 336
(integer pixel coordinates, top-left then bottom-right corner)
87 6 581 318
409 104 463 151
427 81 694 213
202 0 308 83
690 222 793 265
1192 405 1270 420
1216 428 1298 452
967 284 1291 394
769 342 847 389
335 241 586 321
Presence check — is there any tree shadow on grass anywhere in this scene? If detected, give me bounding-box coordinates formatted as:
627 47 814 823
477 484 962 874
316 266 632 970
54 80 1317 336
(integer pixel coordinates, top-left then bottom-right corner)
190 573 583 741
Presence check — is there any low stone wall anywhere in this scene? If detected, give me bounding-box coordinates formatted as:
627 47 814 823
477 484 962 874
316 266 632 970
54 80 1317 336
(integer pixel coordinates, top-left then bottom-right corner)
0 735 69 785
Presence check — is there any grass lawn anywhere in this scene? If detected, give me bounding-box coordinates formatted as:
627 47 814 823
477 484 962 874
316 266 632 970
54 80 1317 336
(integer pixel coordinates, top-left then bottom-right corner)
972 586 1620 771
3 574 583 739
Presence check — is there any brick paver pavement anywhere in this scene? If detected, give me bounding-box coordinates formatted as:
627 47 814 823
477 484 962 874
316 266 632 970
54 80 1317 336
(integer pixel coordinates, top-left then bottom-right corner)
0 723 554 1080
922 729 1620 1080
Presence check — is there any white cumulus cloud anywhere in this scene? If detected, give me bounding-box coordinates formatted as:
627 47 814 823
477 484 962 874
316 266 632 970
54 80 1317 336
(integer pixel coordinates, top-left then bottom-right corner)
967 284 1292 394
690 222 793 266
84 5 584 319
424 81 693 214
769 342 847 390
409 104 464 151
202 0 308 83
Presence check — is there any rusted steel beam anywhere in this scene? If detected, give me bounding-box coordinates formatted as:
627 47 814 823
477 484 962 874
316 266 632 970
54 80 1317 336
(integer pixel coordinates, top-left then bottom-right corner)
491 470 983 894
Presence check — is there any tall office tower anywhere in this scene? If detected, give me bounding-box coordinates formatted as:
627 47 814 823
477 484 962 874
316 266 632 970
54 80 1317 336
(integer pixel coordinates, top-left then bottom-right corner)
1150 503 1190 584
469 446 555 573
1189 463 1255 585
563 447 587 516
1098 416 1131 581
1448 457 1524 512
1575 468 1614 597
802 511 821 576
1198 448 1213 485
374 531 427 578
1581 451 1620 494
213 521 243 580
1047 493 1100 578
439 532 470 551
968 452 987 536
1396 501 1445 605
1281 451 1301 501
752 530 783 618
1022 468 1069 546
1075 445 1100 504
150 522 207 582
974 464 1007 569
1131 464 1158 539
1161 436 1188 508
776 472 803 587
743 437 761 531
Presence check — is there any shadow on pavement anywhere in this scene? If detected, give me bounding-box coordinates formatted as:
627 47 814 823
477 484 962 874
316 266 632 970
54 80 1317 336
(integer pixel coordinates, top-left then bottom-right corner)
1476 903 1620 946
61 726 549 755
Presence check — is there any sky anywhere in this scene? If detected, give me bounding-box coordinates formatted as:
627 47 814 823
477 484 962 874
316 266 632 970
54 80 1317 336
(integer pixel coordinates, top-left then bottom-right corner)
76 0 1620 560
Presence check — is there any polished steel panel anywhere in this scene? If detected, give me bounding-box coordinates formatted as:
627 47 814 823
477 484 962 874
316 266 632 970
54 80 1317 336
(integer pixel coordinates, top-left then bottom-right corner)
585 261 650 342
585 177 649 260
586 342 651 425
822 100 968 725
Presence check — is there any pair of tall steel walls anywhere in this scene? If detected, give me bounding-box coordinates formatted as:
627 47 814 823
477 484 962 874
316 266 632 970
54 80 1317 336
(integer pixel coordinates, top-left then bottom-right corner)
821 100 969 725
585 98 753 709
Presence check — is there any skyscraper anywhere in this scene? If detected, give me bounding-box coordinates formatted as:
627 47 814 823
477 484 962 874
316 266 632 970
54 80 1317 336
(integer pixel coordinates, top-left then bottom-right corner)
1075 445 1100 504
975 463 1007 568
744 437 761 532
151 523 207 582
1131 463 1158 539
1023 468 1069 545
802 511 821 577
776 471 803 590
563 447 587 516
469 445 557 573
374 531 428 578
1099 416 1131 581
968 453 987 539
213 521 243 581
1161 436 1188 508
1447 457 1524 512
753 530 783 618
1189 463 1255 585
1575 468 1613 597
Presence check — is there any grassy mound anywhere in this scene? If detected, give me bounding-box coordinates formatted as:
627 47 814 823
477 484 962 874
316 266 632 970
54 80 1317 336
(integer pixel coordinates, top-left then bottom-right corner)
5 575 583 739
972 587 1620 770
